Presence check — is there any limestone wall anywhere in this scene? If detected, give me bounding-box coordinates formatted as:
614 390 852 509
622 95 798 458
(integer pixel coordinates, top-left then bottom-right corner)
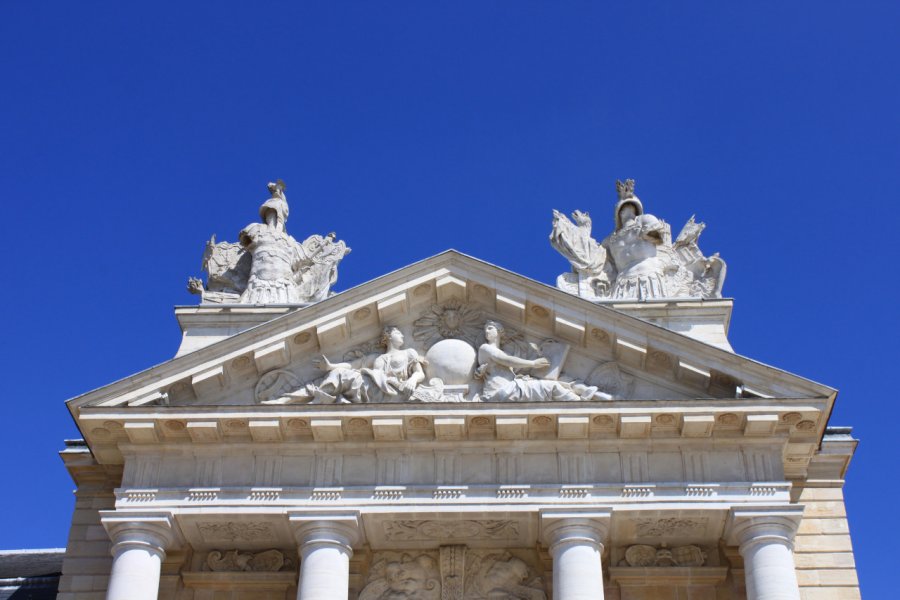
795 486 860 600
57 485 116 599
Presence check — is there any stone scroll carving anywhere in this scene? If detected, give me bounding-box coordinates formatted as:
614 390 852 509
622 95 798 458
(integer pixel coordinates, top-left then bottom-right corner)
551 179 726 301
197 522 277 543
621 544 707 567
362 548 545 600
359 552 442 600
205 549 292 572
188 180 351 304
383 520 519 542
258 316 630 405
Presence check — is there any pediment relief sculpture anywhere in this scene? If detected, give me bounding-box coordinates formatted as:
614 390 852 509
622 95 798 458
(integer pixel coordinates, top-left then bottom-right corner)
551 178 726 301
260 315 618 405
188 180 351 304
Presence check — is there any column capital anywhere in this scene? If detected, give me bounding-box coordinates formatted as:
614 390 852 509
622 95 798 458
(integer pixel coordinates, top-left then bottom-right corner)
100 511 180 559
539 508 612 553
725 505 803 550
287 510 363 554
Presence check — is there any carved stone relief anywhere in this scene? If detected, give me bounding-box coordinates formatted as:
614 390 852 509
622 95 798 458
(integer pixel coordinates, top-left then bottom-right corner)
633 517 708 538
620 544 707 567
196 522 277 543
464 551 546 600
383 520 519 542
413 299 485 347
551 179 726 301
361 547 546 600
359 552 442 600
205 549 292 572
257 314 624 405
188 180 351 304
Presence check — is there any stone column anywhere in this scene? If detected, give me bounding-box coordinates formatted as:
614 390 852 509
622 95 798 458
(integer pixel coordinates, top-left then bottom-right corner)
289 512 361 600
541 509 611 600
100 512 178 600
726 506 804 600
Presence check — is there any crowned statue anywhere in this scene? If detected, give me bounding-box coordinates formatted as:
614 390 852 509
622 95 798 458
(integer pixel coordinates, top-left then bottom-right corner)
551 179 725 301
188 180 351 304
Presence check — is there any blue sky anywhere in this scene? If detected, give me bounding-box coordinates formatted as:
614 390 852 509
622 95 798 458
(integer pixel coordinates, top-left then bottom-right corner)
1 2 897 596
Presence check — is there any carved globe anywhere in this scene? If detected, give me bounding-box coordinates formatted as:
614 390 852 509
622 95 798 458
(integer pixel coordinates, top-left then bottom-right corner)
424 339 477 385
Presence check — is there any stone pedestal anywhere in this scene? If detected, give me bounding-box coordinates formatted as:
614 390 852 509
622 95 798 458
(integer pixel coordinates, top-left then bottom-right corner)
100 512 178 600
541 510 611 600
727 507 803 600
289 512 361 600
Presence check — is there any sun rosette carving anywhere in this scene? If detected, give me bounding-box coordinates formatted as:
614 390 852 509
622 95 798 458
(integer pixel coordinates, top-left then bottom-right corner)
465 551 546 600
413 298 484 347
359 551 441 600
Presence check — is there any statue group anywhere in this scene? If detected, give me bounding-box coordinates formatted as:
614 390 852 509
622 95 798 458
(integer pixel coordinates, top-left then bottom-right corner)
259 319 617 406
188 180 351 304
550 179 726 301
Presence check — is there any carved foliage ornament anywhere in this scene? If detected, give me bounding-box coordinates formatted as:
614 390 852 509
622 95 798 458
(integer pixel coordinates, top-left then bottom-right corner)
383 520 520 542
362 548 545 600
633 517 708 537
622 544 707 568
197 522 277 543
205 549 292 572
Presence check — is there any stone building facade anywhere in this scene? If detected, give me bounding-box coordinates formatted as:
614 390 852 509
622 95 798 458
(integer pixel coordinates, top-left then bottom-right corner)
58 182 860 599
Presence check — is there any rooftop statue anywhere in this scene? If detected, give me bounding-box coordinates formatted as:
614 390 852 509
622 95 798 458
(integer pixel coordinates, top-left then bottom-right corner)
551 179 725 301
188 180 351 304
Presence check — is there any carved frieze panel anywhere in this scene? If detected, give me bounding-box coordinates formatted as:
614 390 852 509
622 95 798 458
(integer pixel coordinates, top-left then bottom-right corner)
620 544 707 568
205 549 293 572
197 522 278 543
633 517 708 538
383 520 519 542
361 547 546 600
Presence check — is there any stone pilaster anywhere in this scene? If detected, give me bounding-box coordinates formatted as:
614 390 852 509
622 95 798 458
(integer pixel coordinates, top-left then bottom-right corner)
288 511 362 600
99 511 179 600
540 509 611 600
726 506 804 600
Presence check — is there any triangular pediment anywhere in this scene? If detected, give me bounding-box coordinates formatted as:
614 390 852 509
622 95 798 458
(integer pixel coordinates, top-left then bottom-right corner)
69 251 834 416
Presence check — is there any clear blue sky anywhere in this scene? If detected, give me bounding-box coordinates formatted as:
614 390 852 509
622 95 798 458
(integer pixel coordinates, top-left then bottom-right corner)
1 2 896 596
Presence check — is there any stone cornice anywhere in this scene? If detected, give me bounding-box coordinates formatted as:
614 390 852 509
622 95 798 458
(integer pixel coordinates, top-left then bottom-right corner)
114 482 792 511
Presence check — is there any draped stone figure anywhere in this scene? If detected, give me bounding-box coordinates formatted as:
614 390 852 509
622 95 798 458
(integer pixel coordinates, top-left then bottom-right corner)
550 178 726 301
188 180 351 304
476 321 603 402
261 327 434 405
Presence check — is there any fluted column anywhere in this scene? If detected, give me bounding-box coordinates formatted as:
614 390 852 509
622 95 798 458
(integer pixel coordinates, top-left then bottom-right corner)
727 507 803 600
289 512 361 600
541 509 611 600
100 512 178 600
